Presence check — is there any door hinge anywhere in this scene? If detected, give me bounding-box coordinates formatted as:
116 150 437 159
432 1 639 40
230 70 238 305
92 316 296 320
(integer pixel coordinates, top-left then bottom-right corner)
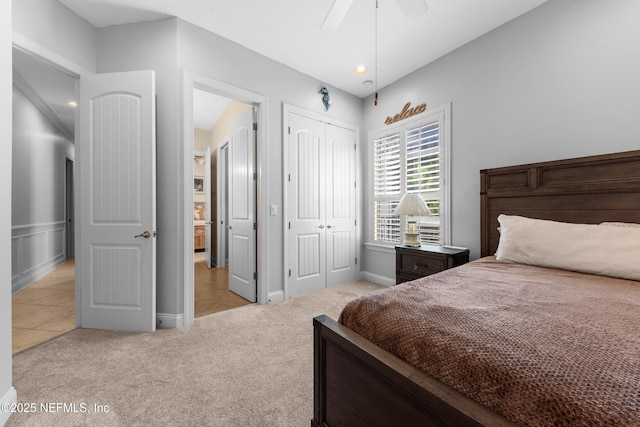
288 173 291 182
253 223 257 230
253 172 257 180
254 272 258 280
355 257 358 264
288 269 292 277
354 143 356 151
354 181 357 188
253 123 258 131
288 126 291 134
288 221 291 230
354 219 357 226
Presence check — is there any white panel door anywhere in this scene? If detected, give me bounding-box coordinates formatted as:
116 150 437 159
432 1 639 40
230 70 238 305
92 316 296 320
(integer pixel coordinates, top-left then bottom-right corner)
204 147 212 268
228 109 256 302
79 70 156 332
325 124 357 286
216 143 229 267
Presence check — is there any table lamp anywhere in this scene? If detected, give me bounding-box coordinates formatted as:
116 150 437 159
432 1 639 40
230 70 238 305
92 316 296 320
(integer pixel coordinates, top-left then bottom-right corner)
392 194 431 247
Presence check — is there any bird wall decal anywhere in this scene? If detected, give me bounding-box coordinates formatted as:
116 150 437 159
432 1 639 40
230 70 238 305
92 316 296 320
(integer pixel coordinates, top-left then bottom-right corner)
319 87 331 111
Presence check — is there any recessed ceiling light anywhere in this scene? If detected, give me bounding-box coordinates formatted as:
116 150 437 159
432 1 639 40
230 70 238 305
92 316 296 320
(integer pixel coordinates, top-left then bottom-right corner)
67 101 77 108
362 80 373 86
354 65 367 75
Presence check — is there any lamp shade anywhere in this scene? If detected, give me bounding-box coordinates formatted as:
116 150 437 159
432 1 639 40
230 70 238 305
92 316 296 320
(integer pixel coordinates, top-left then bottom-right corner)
392 194 431 216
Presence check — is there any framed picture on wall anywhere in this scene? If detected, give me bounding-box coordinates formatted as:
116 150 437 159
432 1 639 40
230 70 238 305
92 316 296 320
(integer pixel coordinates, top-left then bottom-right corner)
194 176 204 193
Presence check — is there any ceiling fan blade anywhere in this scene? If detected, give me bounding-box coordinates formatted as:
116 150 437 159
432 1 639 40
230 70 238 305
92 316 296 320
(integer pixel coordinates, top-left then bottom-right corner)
395 0 428 18
321 0 355 31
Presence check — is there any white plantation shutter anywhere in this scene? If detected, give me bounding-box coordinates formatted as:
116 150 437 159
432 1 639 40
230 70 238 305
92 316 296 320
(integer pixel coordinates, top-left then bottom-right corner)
374 133 401 196
371 107 449 246
374 200 400 242
406 123 439 194
406 121 440 245
374 134 401 242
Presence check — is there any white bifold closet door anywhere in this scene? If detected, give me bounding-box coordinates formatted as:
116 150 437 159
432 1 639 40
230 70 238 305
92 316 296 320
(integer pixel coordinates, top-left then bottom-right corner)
287 112 357 297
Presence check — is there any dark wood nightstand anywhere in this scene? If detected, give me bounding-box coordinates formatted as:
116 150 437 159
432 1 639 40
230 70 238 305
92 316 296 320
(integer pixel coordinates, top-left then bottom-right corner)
395 245 470 285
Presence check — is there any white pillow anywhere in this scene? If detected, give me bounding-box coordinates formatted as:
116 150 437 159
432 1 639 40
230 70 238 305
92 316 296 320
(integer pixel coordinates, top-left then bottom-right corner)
495 214 640 281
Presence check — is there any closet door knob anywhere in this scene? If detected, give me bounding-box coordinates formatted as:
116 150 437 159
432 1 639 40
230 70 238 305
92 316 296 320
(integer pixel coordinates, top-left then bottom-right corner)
318 225 325 229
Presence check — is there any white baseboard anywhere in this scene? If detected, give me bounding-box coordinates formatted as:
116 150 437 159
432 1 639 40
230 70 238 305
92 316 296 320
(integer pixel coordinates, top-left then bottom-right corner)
360 271 395 287
12 254 66 294
267 290 284 303
0 387 17 426
156 313 184 329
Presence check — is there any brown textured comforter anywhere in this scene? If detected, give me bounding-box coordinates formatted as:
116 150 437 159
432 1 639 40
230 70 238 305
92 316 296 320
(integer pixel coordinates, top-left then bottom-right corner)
339 257 640 426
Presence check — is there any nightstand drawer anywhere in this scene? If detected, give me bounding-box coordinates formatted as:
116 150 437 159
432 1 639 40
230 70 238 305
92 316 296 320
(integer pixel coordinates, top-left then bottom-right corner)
400 253 445 276
397 272 427 284
395 245 470 285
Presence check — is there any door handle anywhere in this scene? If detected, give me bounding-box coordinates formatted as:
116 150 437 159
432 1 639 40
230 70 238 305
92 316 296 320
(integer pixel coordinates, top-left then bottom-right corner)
134 231 151 239
318 225 325 229
327 225 333 229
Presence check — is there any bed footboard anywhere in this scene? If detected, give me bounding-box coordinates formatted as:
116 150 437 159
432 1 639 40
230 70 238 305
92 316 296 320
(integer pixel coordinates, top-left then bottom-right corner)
312 315 516 427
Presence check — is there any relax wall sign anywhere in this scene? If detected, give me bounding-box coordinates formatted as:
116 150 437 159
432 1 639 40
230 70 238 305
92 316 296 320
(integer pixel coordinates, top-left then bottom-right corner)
385 102 427 125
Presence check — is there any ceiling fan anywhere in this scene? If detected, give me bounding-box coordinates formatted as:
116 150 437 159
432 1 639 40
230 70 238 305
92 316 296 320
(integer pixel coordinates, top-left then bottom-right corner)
321 0 429 31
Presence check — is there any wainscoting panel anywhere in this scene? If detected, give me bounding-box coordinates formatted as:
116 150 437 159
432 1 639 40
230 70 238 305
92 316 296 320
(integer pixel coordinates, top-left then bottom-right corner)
12 221 67 294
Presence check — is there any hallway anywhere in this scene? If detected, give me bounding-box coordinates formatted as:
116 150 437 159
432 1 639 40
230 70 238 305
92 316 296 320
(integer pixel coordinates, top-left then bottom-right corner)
12 259 75 354
194 252 252 318
11 254 252 353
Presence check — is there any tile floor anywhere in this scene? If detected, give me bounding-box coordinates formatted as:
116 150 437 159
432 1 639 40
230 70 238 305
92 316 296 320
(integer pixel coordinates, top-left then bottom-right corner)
12 259 76 354
12 254 251 353
194 252 252 318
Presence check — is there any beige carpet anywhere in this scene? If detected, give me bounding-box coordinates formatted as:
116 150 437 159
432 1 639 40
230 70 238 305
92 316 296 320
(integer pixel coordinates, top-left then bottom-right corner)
8 281 384 427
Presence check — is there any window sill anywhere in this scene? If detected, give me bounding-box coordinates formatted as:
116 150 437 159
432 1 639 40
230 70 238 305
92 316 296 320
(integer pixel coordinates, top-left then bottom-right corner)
364 243 396 254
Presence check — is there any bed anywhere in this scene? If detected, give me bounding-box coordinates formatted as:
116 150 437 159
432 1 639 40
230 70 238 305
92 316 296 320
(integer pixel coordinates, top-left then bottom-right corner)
312 150 640 427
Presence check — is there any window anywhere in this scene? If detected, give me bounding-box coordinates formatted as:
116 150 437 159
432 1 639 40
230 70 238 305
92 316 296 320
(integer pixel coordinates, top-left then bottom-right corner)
370 105 450 246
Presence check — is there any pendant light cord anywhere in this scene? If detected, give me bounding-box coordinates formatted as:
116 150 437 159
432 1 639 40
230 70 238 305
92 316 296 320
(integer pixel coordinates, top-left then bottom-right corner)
374 0 379 106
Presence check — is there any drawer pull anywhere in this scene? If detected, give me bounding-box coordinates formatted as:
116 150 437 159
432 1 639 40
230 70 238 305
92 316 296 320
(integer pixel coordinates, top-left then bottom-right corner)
413 263 428 271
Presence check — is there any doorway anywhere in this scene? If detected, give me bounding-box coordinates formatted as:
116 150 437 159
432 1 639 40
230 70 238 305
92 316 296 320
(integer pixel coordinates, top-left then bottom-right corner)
183 72 268 326
191 88 258 318
66 158 75 258
11 46 79 352
217 142 229 269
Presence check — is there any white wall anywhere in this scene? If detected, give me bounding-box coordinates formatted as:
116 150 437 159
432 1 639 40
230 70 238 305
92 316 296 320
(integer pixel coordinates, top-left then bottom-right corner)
96 18 182 316
176 20 364 298
12 0 97 73
360 0 640 281
1 2 15 426
95 17 364 315
12 85 74 293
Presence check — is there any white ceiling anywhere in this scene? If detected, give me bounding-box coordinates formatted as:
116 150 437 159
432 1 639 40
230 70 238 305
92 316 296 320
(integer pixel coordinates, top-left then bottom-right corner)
12 47 77 138
12 48 230 137
193 90 232 131
14 0 550 139
58 0 548 99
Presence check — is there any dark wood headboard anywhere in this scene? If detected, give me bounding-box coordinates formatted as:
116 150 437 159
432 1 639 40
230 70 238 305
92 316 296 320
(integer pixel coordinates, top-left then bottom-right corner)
480 150 640 257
